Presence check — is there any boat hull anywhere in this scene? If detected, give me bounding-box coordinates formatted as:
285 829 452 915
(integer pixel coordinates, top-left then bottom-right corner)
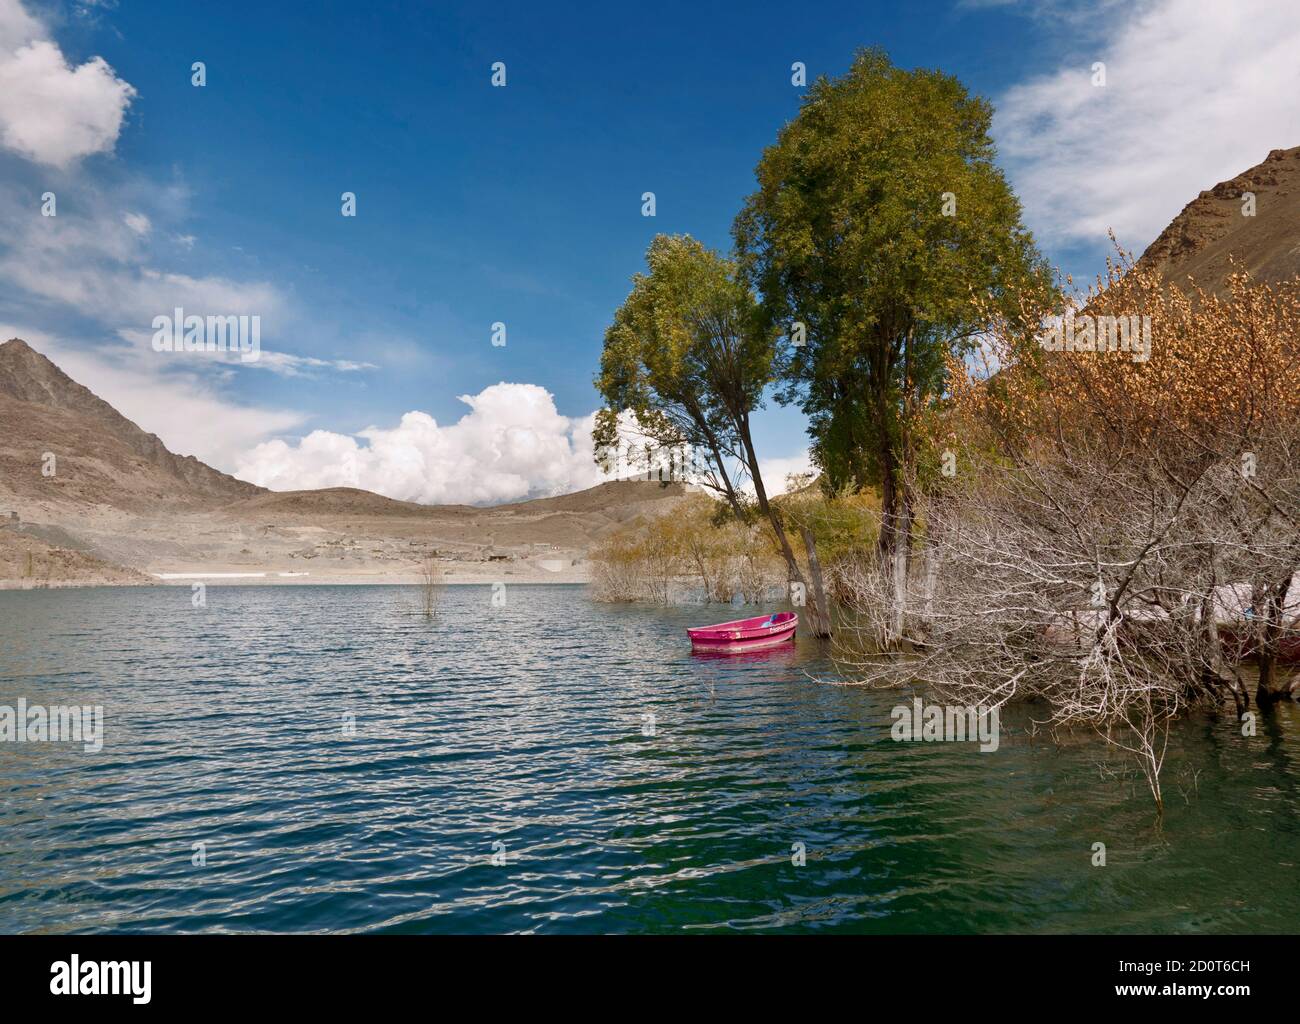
687 612 798 654
1216 627 1300 664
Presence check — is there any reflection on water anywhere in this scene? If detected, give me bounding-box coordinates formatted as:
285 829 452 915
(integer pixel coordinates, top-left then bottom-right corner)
0 584 1297 934
689 643 800 664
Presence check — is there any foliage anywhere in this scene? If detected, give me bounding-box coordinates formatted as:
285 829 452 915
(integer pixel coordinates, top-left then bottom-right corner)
839 254 1300 808
734 46 1051 543
593 232 833 633
593 234 776 508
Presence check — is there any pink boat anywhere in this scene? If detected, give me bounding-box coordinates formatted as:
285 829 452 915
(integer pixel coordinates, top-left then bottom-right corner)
687 611 798 653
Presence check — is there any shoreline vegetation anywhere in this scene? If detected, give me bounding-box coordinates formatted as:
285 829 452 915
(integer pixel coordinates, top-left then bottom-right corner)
589 49 1300 811
590 492 785 604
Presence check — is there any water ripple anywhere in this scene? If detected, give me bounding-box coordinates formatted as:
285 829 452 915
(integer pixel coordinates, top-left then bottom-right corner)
1 584 1298 933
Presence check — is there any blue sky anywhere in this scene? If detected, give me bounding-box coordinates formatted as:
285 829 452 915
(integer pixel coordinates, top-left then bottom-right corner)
2 0 1297 502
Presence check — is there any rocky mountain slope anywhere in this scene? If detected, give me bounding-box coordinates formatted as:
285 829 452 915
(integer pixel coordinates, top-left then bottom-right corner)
1138 146 1300 287
0 527 154 589
0 338 265 513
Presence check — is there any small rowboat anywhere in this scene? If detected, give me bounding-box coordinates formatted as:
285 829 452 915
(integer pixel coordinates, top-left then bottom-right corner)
1216 626 1300 664
687 612 798 654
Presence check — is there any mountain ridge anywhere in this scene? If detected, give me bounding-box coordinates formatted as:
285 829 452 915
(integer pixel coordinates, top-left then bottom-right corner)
1137 145 1300 288
0 338 687 585
0 337 264 508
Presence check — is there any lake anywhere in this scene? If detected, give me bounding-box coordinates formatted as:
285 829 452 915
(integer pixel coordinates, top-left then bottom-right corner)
1 584 1297 933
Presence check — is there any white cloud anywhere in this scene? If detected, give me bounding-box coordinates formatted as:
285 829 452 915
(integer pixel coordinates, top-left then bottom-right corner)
122 211 150 236
0 0 39 45
0 0 135 168
0 164 364 387
995 0 1300 249
0 2 377 480
756 451 815 496
249 350 378 377
0 188 283 327
235 382 612 506
111 328 377 379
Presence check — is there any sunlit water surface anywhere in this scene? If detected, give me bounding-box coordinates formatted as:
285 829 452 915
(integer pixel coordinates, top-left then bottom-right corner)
1 584 1297 933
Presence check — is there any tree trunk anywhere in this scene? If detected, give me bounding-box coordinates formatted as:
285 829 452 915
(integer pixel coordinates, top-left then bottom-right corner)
870 371 912 645
921 543 937 623
692 547 713 603
1256 575 1297 707
799 525 832 637
876 435 899 560
887 493 915 641
889 532 907 641
736 413 831 637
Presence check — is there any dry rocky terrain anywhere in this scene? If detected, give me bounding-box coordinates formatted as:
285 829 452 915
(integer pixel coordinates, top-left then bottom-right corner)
0 338 688 588
1137 145 1300 289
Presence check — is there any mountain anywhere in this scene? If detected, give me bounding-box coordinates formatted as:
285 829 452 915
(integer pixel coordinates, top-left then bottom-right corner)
1138 146 1300 287
0 338 264 512
230 478 689 529
0 338 687 586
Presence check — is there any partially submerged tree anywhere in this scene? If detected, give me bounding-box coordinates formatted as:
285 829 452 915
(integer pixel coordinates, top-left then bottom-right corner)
835 253 1300 808
955 253 1300 709
417 553 443 618
594 234 832 634
734 47 1051 574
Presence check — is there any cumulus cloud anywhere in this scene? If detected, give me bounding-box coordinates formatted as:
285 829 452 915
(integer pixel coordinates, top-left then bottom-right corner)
235 383 615 506
0 0 135 168
0 0 39 48
756 451 815 496
994 0 1300 249
235 385 814 506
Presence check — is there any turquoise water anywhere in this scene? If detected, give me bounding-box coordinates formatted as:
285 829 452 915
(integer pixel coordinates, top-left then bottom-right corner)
0 584 1297 934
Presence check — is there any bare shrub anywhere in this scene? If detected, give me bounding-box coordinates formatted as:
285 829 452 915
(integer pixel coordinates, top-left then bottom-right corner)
588 494 785 605
418 554 444 618
835 251 1300 808
589 533 646 602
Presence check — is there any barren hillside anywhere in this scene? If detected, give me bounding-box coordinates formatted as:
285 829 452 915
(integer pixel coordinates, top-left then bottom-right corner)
0 338 689 585
0 338 264 513
1138 146 1300 288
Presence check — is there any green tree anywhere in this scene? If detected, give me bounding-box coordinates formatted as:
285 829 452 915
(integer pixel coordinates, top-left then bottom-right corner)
734 47 1051 562
594 233 831 634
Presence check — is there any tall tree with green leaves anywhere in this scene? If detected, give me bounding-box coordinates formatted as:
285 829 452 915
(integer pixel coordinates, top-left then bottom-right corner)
734 47 1051 563
594 233 832 634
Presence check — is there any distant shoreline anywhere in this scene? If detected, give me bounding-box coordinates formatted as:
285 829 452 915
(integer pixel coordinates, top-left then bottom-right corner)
0 571 592 590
